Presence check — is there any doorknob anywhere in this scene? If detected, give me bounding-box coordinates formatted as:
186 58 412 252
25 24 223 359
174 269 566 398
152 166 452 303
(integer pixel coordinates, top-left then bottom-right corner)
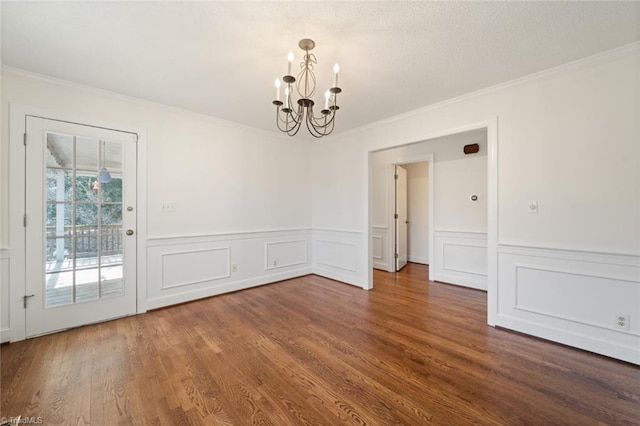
126 229 134 236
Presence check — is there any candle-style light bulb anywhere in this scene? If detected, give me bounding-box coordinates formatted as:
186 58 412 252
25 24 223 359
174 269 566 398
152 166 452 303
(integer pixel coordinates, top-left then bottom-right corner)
285 86 290 108
275 78 281 101
333 63 340 87
287 51 294 75
325 90 330 109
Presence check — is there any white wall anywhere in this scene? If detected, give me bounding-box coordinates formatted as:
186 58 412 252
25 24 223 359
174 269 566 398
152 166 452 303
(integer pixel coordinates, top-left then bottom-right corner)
311 44 640 364
1 69 313 341
370 130 488 286
0 7 8 342
406 162 429 265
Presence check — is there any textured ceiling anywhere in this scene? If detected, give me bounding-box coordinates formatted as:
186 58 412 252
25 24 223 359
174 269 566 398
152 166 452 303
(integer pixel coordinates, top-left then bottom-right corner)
2 2 639 138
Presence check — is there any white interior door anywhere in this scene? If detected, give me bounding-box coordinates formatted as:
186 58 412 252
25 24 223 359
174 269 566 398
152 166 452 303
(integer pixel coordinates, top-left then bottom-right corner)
25 116 137 337
395 165 408 271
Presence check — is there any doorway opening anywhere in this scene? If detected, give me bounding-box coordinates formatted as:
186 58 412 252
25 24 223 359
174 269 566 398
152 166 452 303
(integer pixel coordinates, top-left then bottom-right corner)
366 120 497 325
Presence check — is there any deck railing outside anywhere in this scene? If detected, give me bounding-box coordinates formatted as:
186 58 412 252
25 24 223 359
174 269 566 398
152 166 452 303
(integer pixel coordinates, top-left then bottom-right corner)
46 225 122 260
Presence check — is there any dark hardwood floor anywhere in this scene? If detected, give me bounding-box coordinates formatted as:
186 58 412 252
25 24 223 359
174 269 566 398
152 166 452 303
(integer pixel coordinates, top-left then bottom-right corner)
2 263 639 425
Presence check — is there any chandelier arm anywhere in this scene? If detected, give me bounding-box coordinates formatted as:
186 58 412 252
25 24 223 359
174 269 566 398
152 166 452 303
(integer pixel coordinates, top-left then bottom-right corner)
286 105 304 136
304 106 325 137
305 108 335 138
303 103 335 130
305 118 325 138
309 111 336 129
276 106 302 134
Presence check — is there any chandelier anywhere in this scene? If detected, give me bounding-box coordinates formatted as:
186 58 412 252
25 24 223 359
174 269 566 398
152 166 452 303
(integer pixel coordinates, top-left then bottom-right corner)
272 38 342 138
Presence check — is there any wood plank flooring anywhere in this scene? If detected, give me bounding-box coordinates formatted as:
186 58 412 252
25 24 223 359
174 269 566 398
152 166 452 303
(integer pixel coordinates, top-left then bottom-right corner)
2 263 639 425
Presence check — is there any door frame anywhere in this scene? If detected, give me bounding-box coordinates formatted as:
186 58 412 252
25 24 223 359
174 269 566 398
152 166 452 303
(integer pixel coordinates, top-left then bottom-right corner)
9 103 148 342
388 155 434 273
365 118 498 326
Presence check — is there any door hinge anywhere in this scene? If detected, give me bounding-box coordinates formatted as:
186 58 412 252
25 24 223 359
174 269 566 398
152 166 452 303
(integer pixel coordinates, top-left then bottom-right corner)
394 174 398 180
23 133 27 146
394 213 399 219
23 214 27 227
394 253 399 259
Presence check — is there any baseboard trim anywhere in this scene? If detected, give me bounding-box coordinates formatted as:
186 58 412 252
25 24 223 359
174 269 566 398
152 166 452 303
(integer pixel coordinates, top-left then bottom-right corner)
146 267 312 310
313 266 363 289
496 313 640 365
1 328 11 344
432 272 486 290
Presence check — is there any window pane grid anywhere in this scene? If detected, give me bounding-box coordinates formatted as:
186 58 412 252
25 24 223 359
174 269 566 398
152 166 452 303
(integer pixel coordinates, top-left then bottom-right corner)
45 133 124 308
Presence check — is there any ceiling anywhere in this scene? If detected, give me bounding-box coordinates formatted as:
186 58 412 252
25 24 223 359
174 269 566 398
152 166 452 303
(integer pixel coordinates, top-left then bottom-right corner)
2 2 639 139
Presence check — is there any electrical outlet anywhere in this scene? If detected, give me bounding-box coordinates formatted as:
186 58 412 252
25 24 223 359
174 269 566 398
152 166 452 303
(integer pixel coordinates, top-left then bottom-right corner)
231 264 238 273
161 202 176 212
614 314 630 331
272 260 277 267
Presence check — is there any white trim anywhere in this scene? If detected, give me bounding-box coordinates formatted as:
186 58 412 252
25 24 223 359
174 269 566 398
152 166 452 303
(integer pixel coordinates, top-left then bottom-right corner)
8 103 149 342
161 247 231 289
135 128 148 314
146 267 312 310
2 66 294 143
311 228 363 237
496 313 640 365
498 244 640 267
486 118 498 326
315 240 358 272
147 227 312 243
372 236 384 260
442 243 487 276
434 230 488 239
432 230 488 289
9 104 28 342
331 42 640 144
365 118 498 325
264 239 309 271
497 244 640 364
387 154 435 274
1 249 10 343
512 263 638 337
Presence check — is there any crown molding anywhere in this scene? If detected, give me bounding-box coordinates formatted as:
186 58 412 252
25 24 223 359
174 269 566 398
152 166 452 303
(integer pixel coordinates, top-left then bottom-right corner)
326 41 640 143
1 65 296 143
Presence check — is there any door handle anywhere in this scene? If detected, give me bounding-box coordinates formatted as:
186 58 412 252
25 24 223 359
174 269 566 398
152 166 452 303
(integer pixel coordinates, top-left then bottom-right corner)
23 294 35 309
126 229 134 236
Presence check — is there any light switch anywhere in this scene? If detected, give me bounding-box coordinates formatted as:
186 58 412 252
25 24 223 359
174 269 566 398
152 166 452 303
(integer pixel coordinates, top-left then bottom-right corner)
161 202 176 212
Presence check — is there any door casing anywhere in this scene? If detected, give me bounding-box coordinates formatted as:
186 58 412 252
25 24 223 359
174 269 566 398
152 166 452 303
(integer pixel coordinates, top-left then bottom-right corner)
25 116 137 337
394 165 408 271
8 104 148 342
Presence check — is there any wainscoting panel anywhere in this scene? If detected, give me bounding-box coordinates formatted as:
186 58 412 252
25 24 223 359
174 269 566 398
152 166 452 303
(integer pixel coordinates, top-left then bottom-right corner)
162 247 230 289
1 248 10 343
372 226 389 271
147 229 312 309
432 231 487 290
497 245 640 365
266 240 308 270
312 229 364 287
317 240 357 272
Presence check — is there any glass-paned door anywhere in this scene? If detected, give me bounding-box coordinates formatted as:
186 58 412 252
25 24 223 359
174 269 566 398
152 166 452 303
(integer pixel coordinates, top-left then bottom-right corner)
25 117 137 337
